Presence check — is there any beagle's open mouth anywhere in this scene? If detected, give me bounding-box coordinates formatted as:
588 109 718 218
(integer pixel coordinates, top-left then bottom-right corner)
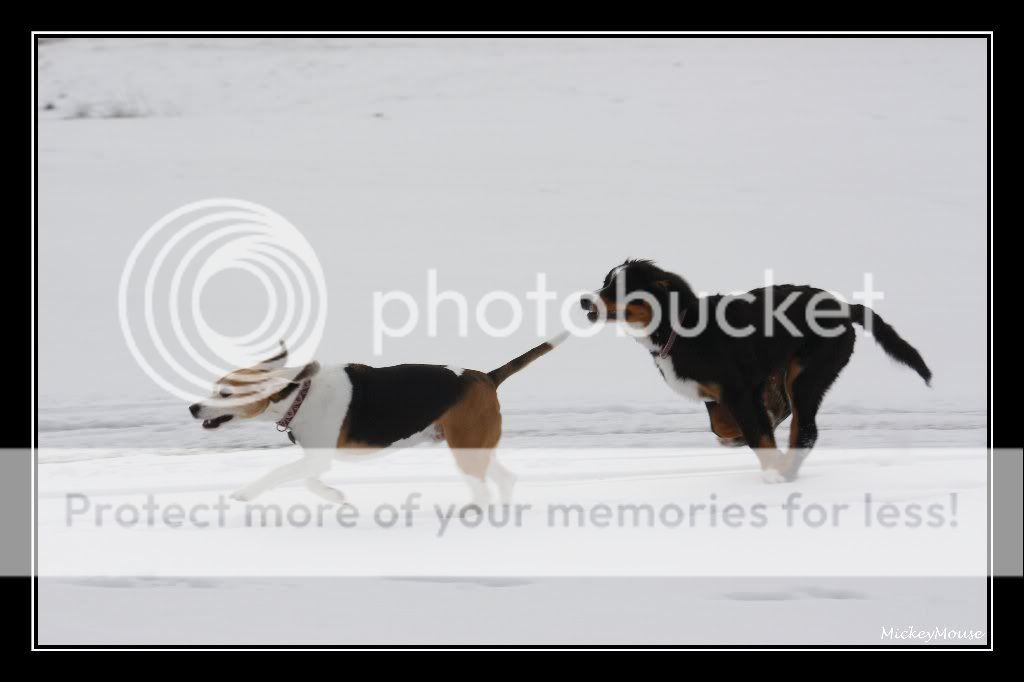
202 415 233 429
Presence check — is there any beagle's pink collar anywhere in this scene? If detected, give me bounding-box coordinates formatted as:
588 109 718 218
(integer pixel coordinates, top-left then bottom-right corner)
276 381 311 432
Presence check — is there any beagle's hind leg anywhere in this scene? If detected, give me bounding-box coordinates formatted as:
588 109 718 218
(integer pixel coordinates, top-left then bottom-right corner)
439 376 504 511
486 455 518 504
451 449 494 510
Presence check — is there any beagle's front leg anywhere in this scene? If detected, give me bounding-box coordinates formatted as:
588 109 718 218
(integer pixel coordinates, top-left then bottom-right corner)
230 451 332 501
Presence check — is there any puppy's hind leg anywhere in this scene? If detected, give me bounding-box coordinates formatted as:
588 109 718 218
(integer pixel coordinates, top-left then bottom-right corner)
230 452 332 502
779 329 856 481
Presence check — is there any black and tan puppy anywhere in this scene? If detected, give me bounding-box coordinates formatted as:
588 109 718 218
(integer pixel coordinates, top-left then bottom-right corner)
582 259 931 482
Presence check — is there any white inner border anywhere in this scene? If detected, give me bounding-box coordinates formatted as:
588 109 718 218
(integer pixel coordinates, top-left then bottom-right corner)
29 29 996 653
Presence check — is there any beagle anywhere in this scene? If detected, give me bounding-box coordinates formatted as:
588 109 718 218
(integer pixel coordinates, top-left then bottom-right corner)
189 333 569 507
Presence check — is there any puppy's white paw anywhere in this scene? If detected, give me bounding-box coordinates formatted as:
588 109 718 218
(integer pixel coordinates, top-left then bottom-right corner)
761 468 786 484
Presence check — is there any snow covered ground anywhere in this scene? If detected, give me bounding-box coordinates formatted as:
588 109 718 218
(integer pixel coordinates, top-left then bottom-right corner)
39 395 986 454
37 441 988 645
38 577 987 646
36 36 989 646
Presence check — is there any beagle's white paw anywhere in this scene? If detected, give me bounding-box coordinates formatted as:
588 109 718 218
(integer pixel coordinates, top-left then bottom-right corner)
307 481 347 505
229 489 258 502
761 468 787 484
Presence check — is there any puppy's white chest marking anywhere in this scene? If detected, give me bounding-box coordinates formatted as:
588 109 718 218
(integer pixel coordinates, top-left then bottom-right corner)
638 337 713 403
655 355 712 402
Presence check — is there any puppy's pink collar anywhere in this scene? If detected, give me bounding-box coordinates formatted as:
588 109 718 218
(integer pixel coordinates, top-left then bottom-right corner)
276 381 311 432
659 330 677 359
659 308 687 359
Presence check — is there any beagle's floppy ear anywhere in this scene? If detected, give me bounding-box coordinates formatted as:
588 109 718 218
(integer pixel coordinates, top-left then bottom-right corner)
257 340 289 370
269 361 321 403
290 360 320 383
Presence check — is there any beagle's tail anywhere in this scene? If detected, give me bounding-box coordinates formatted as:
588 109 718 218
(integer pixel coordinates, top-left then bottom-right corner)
488 331 571 388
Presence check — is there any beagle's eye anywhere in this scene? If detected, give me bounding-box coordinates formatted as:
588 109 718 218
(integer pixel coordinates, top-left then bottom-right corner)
219 389 232 398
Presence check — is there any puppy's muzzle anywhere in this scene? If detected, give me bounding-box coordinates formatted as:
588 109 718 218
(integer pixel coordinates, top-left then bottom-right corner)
580 296 599 322
581 294 616 322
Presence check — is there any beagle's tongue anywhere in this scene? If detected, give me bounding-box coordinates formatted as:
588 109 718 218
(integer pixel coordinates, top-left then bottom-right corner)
202 415 233 429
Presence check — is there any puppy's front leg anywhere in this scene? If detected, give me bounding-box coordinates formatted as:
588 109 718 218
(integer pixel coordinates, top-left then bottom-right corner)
230 452 331 501
722 387 785 483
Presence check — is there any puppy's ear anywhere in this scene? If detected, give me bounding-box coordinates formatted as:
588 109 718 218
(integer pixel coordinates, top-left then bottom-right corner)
257 340 289 369
653 277 685 293
653 272 690 291
654 273 699 311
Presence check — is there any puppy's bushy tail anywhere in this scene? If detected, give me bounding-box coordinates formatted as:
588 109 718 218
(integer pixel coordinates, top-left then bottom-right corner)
849 304 932 385
488 331 571 388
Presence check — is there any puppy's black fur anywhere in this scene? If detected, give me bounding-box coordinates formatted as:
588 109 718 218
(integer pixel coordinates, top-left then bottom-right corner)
585 260 931 477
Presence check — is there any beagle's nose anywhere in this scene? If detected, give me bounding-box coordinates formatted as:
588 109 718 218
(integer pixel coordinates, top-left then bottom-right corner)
580 297 593 311
189 403 201 417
